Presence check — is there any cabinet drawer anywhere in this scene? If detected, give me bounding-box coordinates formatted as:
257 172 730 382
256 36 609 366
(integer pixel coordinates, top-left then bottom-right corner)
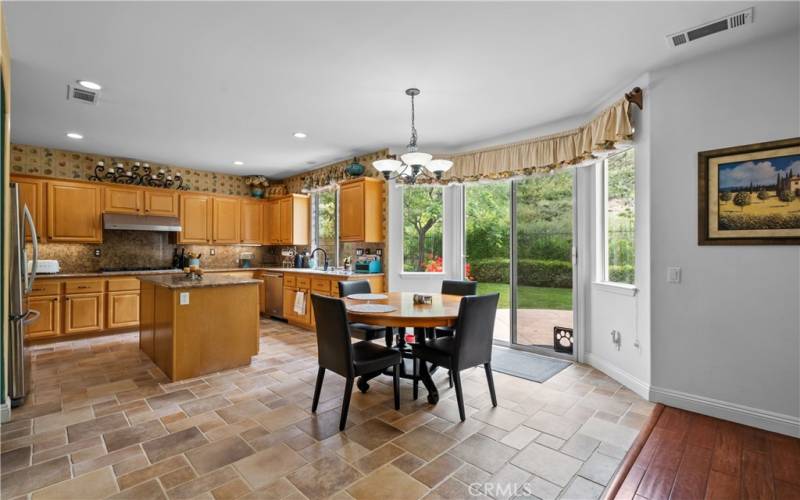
64 279 104 294
107 277 141 292
284 274 296 287
296 277 310 289
28 281 61 297
311 278 330 293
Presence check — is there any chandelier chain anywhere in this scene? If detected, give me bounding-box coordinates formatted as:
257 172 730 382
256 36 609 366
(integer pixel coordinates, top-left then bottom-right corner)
408 93 418 151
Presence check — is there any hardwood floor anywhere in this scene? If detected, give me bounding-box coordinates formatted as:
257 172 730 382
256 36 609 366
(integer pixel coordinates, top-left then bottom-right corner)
609 406 800 500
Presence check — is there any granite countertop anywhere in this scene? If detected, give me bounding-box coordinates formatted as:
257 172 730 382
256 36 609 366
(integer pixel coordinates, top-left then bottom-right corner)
266 267 384 277
35 267 273 279
137 274 262 289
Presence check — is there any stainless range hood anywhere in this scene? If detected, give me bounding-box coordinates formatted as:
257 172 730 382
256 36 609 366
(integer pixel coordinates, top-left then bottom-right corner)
103 213 182 232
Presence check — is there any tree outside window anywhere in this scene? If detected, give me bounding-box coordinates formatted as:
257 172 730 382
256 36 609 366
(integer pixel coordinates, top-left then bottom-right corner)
403 186 444 272
604 148 635 284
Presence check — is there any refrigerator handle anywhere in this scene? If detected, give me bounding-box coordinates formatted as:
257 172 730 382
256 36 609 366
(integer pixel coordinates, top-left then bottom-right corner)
22 309 41 325
22 204 39 294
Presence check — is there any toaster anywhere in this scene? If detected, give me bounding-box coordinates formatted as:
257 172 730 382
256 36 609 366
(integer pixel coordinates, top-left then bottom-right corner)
29 260 60 274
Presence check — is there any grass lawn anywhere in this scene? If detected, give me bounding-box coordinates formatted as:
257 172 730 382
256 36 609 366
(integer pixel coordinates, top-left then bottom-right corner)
476 282 572 310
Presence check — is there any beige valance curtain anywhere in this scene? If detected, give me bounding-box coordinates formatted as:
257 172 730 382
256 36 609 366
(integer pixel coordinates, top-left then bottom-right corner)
443 97 634 182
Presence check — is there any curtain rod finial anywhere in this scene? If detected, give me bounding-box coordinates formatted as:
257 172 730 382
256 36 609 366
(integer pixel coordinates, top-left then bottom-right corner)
625 87 643 110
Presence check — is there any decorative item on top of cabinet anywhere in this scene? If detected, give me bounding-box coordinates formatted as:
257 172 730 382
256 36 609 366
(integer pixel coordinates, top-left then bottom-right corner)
46 179 103 243
339 177 384 242
213 196 241 244
12 176 44 241
240 199 263 244
179 193 212 244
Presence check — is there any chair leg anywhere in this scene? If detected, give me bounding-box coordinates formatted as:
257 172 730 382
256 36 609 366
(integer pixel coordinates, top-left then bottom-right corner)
448 369 453 388
312 367 325 413
340 377 354 431
412 358 419 401
485 363 497 407
385 327 394 348
393 364 400 410
452 369 466 422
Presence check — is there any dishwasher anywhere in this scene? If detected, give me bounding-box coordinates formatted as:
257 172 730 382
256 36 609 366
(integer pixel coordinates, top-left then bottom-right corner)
265 273 285 319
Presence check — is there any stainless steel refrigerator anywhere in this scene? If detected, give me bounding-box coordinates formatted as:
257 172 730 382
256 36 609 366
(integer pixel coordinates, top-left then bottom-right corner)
8 182 39 407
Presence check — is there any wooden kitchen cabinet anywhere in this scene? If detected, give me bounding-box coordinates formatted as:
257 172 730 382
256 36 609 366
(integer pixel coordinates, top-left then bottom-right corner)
240 199 263 244
107 291 140 329
104 186 143 214
144 190 179 216
46 180 103 243
213 197 241 244
12 176 44 241
179 193 212 244
27 295 61 338
64 293 104 334
339 177 384 243
263 200 279 244
278 194 310 245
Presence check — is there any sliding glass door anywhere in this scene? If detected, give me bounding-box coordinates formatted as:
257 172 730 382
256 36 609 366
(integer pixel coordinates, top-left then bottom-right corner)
463 171 576 359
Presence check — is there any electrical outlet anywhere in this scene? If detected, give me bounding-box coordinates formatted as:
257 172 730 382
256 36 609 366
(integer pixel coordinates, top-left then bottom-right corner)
667 267 681 283
94 248 101 257
179 292 190 305
210 248 216 256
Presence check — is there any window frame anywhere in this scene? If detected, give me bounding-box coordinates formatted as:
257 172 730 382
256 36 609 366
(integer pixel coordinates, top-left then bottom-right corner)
595 149 637 291
311 187 339 268
401 185 446 275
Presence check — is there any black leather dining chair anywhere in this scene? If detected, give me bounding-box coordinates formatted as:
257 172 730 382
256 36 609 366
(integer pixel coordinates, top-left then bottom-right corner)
412 293 500 421
433 280 478 339
338 281 391 347
310 294 402 430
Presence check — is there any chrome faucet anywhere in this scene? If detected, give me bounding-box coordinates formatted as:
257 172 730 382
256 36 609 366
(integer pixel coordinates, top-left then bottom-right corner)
310 248 329 271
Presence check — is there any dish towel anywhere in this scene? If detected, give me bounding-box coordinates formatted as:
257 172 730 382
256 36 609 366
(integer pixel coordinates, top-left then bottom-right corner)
293 290 306 315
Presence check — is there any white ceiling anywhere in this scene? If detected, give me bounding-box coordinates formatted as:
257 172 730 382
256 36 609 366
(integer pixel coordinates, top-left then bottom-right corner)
5 2 798 178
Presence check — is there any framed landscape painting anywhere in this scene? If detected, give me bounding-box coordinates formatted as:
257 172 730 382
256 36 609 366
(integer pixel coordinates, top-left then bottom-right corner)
699 137 800 245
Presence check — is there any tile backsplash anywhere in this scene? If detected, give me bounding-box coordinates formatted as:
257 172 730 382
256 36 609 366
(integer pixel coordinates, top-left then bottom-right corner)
27 230 265 273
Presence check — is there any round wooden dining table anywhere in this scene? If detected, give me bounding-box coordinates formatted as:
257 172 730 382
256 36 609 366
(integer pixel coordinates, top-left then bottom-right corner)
343 292 463 403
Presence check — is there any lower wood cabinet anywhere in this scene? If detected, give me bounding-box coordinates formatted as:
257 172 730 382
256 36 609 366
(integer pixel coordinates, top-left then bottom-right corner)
64 293 104 334
107 291 140 329
27 296 61 338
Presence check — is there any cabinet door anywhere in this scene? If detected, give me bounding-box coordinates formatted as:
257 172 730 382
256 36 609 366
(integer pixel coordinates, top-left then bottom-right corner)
26 296 60 338
240 200 263 244
291 195 310 246
13 177 44 241
64 293 104 334
144 191 179 217
339 181 365 241
279 198 292 244
267 200 280 244
104 186 143 214
213 197 241 244
179 194 212 244
107 291 140 329
47 181 102 243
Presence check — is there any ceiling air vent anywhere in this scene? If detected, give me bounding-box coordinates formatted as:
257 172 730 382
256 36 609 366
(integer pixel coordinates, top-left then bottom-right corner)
666 7 753 47
67 85 100 105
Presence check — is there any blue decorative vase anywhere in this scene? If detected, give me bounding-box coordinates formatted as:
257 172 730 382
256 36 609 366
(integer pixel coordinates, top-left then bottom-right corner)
346 158 365 177
250 186 265 198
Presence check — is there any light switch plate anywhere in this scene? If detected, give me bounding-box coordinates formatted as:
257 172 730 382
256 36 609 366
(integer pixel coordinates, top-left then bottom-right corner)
179 292 190 305
667 267 681 283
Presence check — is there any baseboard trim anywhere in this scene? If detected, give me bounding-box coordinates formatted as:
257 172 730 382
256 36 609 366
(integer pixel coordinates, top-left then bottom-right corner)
0 399 11 424
585 353 650 400
650 386 800 438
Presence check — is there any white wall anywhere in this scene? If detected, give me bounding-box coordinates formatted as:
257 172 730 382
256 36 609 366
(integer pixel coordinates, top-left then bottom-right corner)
648 30 800 436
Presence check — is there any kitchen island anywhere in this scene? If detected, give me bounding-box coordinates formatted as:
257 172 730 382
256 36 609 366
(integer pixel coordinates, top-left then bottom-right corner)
138 274 260 381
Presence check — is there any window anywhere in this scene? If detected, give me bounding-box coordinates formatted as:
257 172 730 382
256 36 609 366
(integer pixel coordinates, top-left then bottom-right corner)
403 186 444 272
312 189 337 266
601 148 635 284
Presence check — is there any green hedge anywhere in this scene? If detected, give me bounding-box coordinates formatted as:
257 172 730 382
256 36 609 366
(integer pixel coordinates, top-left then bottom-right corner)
469 258 573 288
609 264 635 284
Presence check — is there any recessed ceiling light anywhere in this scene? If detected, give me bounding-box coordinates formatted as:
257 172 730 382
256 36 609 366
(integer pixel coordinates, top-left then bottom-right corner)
233 161 244 166
77 80 102 90
66 132 83 140
293 132 307 139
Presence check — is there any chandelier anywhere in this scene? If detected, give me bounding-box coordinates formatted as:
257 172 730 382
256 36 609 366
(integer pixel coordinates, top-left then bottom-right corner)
373 88 452 184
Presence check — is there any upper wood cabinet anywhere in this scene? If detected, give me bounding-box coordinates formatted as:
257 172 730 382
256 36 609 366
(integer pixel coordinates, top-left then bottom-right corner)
12 176 44 241
240 199 263 244
264 199 279 244
339 177 384 243
46 180 103 243
277 194 310 245
179 194 212 244
212 197 241 244
144 191 179 217
104 186 143 214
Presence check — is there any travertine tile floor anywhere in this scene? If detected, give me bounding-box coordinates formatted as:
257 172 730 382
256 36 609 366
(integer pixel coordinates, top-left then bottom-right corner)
1 319 654 500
